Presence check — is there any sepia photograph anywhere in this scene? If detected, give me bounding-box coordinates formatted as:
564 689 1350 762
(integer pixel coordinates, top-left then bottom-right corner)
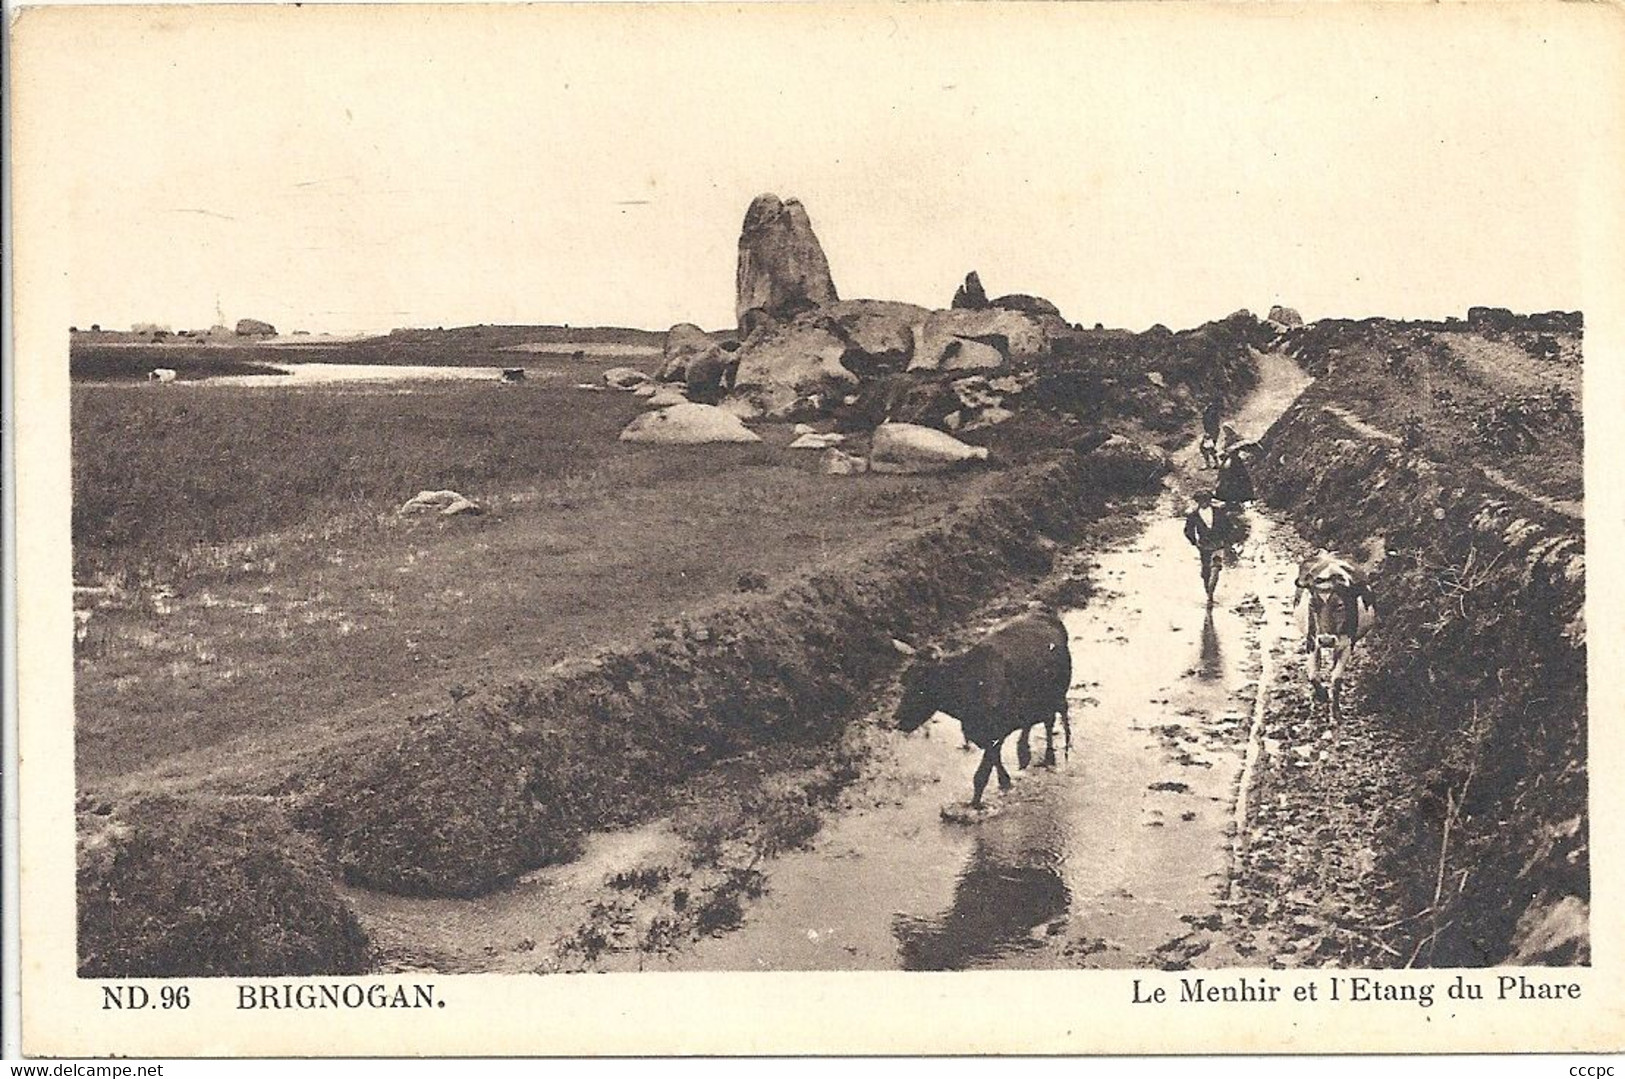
9 0 1624 1057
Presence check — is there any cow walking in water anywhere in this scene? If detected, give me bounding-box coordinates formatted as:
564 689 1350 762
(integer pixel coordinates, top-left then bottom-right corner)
894 606 1073 809
1294 551 1378 722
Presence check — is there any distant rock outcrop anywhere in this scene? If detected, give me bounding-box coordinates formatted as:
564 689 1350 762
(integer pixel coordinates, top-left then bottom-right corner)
952 271 989 310
736 194 838 324
619 403 762 445
1268 305 1304 328
235 318 276 337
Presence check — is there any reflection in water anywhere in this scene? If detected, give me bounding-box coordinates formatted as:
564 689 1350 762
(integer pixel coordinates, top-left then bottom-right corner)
1198 612 1223 682
892 797 1073 970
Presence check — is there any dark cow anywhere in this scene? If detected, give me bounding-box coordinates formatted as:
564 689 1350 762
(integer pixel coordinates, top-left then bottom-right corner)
1294 551 1378 722
895 606 1073 808
500 367 526 383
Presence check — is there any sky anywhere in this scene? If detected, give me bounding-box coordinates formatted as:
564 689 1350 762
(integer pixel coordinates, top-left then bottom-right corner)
13 2 1622 335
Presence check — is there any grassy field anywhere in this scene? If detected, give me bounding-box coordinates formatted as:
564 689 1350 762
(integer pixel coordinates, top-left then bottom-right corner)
73 375 646 580
74 372 997 788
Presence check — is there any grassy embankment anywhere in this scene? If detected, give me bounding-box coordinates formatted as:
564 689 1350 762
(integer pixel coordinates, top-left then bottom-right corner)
1247 318 1585 966
75 317 1261 974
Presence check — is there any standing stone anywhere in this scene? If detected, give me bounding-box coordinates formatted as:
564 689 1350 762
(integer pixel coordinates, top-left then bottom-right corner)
952 271 989 310
735 194 838 324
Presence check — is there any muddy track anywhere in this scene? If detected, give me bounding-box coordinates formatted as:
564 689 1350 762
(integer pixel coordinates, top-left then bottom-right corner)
347 351 1327 973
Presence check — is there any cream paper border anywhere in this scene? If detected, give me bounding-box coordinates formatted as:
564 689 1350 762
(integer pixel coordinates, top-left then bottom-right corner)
11 1 1625 1057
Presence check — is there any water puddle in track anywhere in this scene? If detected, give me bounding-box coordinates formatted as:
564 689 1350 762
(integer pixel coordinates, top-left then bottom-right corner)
662 504 1302 971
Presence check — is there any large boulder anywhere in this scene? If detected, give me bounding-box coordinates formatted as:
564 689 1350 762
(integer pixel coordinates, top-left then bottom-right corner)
822 299 930 372
658 323 714 382
990 293 1063 319
1267 305 1304 328
952 271 990 310
736 194 838 324
619 403 762 445
235 318 276 337
729 317 859 419
869 422 989 474
685 344 742 405
909 308 1050 372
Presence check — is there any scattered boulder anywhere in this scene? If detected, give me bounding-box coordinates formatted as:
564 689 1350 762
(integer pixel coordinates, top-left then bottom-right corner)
735 193 838 323
658 323 713 382
909 308 1049 372
952 271 989 310
822 448 869 475
788 432 847 450
619 403 762 445
869 422 989 474
633 384 659 398
645 386 689 408
988 373 1036 395
234 318 276 337
399 490 483 517
500 367 527 383
603 367 652 390
1268 305 1304 328
964 406 1015 431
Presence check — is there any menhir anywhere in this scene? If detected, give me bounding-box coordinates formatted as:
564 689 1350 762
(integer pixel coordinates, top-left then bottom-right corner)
735 194 838 325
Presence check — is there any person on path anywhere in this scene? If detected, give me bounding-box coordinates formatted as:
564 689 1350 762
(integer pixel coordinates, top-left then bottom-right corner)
1200 400 1223 469
1215 449 1256 505
1184 490 1228 603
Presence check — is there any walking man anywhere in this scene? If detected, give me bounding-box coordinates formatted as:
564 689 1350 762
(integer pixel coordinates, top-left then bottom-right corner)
1184 490 1227 603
